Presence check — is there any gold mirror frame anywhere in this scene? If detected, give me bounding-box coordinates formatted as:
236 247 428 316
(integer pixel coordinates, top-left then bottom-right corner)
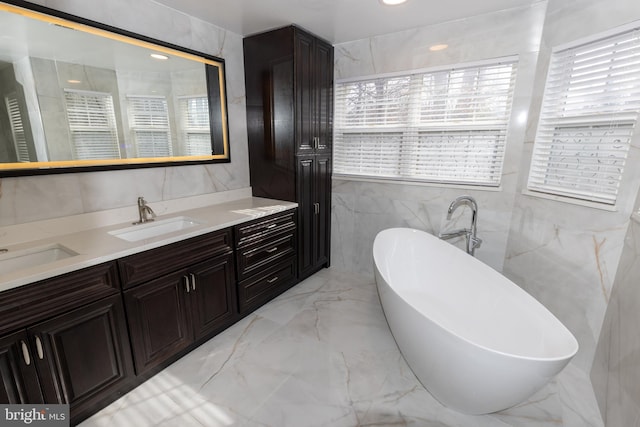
0 0 230 177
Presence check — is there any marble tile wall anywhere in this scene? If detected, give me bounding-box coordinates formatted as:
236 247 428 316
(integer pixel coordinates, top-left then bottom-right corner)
503 0 640 375
590 211 640 427
0 0 250 226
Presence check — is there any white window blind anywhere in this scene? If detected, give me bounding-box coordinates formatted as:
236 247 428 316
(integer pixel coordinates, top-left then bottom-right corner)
334 59 517 186
64 89 121 160
179 96 211 156
127 95 173 157
527 26 640 205
4 93 30 162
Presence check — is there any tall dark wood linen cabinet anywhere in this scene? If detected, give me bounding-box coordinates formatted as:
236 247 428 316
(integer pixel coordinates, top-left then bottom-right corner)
243 26 333 281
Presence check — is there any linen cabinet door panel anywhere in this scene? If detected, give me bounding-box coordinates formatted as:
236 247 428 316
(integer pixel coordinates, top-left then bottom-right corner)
29 294 134 415
314 41 333 155
190 255 237 341
124 273 192 375
0 330 42 404
314 155 331 267
294 31 315 155
296 156 316 279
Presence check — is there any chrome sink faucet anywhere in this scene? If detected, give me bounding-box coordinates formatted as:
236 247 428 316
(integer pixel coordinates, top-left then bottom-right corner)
438 195 482 256
133 196 156 225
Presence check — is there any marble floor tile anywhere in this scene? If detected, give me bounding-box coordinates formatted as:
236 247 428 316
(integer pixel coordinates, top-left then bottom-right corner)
80 269 602 427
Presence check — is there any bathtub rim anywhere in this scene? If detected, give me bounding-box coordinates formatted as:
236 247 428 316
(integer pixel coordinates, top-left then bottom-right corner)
373 227 579 364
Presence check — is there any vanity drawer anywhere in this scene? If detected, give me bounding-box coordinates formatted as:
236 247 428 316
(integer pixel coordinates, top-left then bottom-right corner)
118 229 233 289
237 258 296 314
235 211 296 248
236 232 296 281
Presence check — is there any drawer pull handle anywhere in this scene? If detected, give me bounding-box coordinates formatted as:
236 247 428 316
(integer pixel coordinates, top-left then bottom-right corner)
266 224 277 230
190 273 197 291
35 336 44 360
184 276 190 293
21 341 31 366
266 247 278 254
266 276 279 284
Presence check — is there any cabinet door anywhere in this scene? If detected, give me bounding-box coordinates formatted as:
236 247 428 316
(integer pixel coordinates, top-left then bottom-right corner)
314 155 331 268
297 155 331 280
190 255 237 341
314 40 333 155
124 273 192 375
294 31 315 154
30 295 134 415
296 156 316 279
0 330 42 404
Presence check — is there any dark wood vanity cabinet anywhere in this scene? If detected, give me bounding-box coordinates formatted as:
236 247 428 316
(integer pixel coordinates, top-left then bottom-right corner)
0 262 135 424
0 209 299 424
234 210 298 314
244 26 333 281
119 229 237 375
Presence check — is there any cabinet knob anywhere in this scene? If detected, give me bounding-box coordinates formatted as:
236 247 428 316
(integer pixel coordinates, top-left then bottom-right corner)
20 340 31 366
35 336 44 360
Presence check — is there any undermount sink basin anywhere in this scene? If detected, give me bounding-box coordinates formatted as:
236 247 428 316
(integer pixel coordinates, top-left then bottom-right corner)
0 244 78 275
108 216 204 242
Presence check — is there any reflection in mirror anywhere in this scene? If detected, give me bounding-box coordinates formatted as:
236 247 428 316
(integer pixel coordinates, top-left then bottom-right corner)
0 1 229 176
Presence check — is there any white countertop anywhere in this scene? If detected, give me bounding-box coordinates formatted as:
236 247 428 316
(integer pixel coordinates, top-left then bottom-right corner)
0 191 297 293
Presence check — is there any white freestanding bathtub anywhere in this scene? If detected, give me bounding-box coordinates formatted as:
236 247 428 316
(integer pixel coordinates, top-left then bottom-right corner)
373 228 579 414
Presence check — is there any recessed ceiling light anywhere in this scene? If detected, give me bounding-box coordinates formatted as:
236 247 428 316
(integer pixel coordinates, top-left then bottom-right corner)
67 79 81 84
150 53 169 60
380 0 407 5
429 44 449 52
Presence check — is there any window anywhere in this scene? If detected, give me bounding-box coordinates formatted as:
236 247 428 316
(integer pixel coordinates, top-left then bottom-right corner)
64 89 120 160
179 96 211 156
127 95 172 157
4 93 30 162
527 25 640 206
333 58 518 186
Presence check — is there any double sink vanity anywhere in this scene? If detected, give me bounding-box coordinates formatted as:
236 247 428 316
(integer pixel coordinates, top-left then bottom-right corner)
0 191 299 424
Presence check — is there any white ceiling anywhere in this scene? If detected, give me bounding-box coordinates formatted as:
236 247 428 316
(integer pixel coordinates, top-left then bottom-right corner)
153 0 542 44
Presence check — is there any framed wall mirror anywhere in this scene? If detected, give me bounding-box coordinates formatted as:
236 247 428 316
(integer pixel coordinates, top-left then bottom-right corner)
0 0 230 177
